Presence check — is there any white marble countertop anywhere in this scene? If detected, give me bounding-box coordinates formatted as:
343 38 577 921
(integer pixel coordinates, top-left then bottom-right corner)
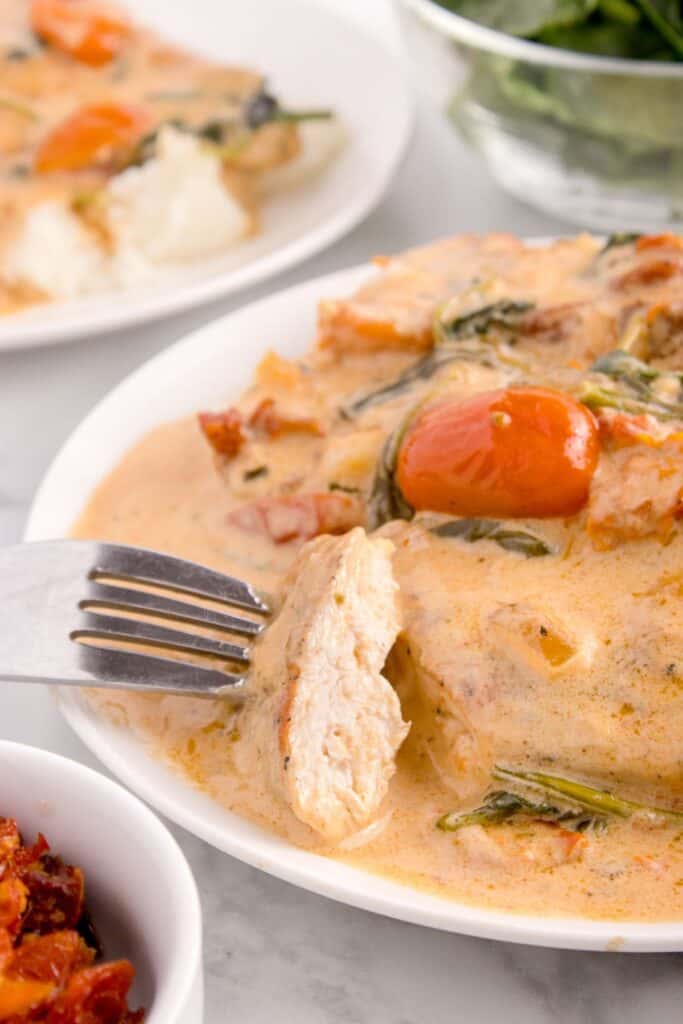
1 2 681 1020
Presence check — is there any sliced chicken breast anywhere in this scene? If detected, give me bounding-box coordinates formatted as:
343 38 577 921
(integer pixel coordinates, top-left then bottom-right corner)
242 527 408 842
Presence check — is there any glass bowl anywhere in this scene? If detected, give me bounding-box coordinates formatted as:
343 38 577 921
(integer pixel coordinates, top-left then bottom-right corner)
396 0 683 231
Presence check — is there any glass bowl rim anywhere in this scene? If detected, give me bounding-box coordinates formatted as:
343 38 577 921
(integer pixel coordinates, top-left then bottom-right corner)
400 0 683 77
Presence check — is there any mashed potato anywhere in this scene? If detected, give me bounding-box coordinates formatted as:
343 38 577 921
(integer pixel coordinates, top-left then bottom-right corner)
108 127 251 268
3 201 109 301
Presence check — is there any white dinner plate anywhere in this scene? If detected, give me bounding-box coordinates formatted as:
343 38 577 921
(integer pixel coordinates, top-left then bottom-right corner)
0 0 412 351
25 261 683 952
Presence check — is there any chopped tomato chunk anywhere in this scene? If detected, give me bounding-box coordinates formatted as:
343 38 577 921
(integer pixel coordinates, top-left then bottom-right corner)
636 233 683 252
30 0 132 66
228 492 364 543
199 400 324 460
19 855 84 935
0 820 21 863
248 398 324 438
0 826 143 1023
0 932 13 974
47 961 135 1024
552 828 588 864
8 931 93 991
0 878 28 936
597 409 677 448
588 438 683 548
35 103 150 175
0 976 55 1017
612 259 681 290
397 387 600 519
198 409 247 458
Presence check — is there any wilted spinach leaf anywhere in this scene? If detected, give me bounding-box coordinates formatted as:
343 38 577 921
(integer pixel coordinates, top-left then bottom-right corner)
430 517 554 557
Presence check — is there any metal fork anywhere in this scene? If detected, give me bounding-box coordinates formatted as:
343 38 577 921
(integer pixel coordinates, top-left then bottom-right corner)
0 541 270 698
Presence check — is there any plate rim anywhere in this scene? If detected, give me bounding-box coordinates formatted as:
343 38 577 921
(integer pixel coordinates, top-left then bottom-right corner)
0 0 414 352
24 255 683 952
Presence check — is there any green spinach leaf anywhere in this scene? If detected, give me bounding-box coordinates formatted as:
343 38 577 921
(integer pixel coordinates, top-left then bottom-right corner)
343 300 532 418
430 517 554 557
581 349 683 419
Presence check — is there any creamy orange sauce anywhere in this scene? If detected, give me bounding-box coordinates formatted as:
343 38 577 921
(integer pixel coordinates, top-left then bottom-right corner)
72 234 683 922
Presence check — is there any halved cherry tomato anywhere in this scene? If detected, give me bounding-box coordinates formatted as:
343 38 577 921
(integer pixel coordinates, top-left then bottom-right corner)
396 387 599 519
30 0 131 66
34 103 150 174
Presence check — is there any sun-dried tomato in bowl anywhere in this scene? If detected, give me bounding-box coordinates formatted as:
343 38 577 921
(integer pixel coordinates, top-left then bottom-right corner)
0 816 144 1023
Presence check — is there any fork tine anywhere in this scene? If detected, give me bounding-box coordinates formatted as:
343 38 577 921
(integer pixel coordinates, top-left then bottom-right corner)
76 645 247 698
92 544 269 614
74 614 250 662
83 583 265 637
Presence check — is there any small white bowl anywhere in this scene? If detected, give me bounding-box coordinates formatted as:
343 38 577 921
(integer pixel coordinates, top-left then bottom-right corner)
0 741 203 1024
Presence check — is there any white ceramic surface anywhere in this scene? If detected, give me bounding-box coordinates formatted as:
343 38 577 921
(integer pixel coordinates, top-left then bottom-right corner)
24 261 683 953
0 0 412 352
0 740 203 1024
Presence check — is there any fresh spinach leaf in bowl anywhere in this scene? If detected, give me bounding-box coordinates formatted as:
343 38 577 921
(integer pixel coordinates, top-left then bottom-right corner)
436 1 683 60
432 0 683 198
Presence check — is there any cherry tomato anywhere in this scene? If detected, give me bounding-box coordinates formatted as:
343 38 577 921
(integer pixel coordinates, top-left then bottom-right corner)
30 0 131 66
34 103 150 174
396 387 600 519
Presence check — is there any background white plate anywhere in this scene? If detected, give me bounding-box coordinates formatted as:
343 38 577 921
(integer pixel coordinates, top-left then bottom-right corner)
25 263 683 952
0 0 412 351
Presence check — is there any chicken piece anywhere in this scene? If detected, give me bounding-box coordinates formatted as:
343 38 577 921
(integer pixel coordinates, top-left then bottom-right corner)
520 303 618 367
644 300 683 368
241 528 408 842
317 234 525 355
387 517 683 804
596 409 678 448
588 438 683 548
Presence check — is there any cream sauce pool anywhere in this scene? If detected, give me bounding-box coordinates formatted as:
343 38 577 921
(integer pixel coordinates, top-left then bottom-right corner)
73 417 683 923
71 232 683 922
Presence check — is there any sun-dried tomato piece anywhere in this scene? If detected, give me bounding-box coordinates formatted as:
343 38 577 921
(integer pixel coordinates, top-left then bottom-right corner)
12 834 50 874
596 409 678 448
248 398 324 439
8 931 93 986
0 877 28 937
0 929 13 973
0 820 21 864
228 491 364 544
198 409 247 458
46 961 136 1024
636 233 683 252
0 976 55 1018
30 0 132 66
18 856 84 935
613 259 682 290
0 828 143 1023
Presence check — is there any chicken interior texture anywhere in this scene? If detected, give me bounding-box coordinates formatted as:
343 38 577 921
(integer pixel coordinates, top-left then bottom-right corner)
73 232 683 921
